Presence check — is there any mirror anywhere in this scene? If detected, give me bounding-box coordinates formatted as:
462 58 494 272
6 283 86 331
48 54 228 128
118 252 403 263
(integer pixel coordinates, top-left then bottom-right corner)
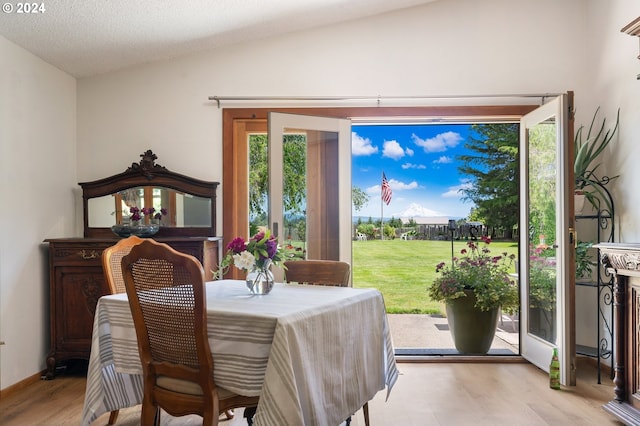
87 188 212 228
80 150 218 238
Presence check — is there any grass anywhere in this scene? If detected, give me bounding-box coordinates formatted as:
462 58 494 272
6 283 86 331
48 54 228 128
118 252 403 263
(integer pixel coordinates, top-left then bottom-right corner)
352 239 518 314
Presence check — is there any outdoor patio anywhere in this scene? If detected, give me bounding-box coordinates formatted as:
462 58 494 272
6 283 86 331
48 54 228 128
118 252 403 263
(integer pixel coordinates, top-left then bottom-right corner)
387 313 520 356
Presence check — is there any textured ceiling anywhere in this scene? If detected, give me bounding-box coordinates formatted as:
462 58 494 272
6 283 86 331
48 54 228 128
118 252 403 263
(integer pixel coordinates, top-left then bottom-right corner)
0 0 438 78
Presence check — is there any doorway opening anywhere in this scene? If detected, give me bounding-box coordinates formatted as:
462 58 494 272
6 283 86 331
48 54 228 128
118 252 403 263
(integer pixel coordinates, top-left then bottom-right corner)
351 121 520 356
222 105 539 358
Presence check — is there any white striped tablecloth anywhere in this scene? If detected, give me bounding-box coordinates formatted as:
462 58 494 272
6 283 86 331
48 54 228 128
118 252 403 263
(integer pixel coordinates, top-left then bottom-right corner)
81 280 399 426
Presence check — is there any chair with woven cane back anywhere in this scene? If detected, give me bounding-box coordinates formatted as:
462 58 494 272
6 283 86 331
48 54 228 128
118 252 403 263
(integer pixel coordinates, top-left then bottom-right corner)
101 235 145 424
283 259 369 426
121 239 259 426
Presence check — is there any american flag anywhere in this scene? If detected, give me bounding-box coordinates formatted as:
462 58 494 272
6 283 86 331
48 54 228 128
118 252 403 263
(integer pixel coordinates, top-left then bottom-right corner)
381 172 392 205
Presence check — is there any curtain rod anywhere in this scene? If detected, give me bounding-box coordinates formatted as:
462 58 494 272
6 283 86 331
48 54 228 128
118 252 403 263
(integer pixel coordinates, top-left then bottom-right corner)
207 93 562 108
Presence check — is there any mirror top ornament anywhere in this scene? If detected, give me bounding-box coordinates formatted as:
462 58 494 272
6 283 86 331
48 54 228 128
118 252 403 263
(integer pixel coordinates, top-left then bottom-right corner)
80 150 219 238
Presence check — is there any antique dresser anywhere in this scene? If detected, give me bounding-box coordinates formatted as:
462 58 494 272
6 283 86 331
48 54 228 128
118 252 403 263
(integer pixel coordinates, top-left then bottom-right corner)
44 150 220 378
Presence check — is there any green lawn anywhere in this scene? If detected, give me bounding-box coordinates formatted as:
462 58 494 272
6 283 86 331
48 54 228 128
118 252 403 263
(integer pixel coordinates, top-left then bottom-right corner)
352 239 518 314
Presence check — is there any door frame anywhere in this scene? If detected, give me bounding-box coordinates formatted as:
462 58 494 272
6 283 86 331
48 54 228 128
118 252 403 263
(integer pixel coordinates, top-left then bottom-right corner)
222 106 539 280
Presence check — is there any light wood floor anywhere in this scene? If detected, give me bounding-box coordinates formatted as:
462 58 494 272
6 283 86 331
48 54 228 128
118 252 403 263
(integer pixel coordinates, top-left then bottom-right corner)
0 357 624 426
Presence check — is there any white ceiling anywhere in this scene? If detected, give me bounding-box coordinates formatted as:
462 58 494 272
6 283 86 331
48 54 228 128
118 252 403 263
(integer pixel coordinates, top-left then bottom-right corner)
0 0 438 78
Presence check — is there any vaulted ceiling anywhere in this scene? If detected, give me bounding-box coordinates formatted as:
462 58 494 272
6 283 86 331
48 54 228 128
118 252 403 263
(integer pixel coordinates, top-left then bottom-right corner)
0 0 438 78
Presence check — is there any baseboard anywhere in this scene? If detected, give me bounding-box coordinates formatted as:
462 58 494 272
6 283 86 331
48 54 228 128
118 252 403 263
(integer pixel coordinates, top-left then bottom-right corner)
577 354 613 376
0 369 47 400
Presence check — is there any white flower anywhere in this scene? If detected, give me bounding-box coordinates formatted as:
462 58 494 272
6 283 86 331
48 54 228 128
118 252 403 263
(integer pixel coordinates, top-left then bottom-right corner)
232 251 256 271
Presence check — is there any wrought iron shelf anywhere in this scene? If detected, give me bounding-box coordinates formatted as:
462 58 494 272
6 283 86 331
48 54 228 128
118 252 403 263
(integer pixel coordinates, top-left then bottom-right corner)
575 182 614 384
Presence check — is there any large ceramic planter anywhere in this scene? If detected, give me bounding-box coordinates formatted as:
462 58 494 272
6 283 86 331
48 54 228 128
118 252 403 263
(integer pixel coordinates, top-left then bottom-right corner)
445 290 500 354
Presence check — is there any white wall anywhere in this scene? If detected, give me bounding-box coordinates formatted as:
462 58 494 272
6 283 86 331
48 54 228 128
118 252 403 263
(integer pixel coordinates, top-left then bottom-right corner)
77 0 590 193
585 0 640 241
3 0 639 389
0 36 76 388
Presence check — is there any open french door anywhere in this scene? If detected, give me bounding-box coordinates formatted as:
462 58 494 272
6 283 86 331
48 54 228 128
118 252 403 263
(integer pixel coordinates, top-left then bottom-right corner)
519 94 576 385
268 112 352 280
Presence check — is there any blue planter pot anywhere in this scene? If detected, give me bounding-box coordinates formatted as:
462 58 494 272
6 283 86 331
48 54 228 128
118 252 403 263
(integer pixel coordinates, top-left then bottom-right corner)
445 290 500 355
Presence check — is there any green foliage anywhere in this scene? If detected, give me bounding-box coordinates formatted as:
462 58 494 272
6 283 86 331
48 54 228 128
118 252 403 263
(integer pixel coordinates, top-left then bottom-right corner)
527 122 558 246
352 186 370 212
352 239 518 314
576 241 597 280
528 248 556 311
574 108 619 212
427 237 518 314
357 223 376 239
248 135 268 220
383 224 395 239
457 124 519 238
248 133 307 218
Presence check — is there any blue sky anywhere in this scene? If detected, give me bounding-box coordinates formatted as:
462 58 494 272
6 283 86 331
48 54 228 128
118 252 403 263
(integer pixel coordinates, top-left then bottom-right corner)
351 123 477 220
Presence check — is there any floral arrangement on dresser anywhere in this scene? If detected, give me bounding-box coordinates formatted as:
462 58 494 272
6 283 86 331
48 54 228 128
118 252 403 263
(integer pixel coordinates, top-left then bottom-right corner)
127 206 167 224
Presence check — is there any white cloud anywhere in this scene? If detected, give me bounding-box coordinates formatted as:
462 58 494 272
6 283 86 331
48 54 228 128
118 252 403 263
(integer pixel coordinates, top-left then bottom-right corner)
433 156 453 164
401 162 427 170
352 132 378 156
412 131 463 153
366 178 418 194
382 140 406 160
442 180 474 198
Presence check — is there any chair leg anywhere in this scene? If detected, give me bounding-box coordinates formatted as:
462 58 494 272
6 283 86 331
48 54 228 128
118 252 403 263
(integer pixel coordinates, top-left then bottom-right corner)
243 406 257 426
108 410 119 424
363 402 370 426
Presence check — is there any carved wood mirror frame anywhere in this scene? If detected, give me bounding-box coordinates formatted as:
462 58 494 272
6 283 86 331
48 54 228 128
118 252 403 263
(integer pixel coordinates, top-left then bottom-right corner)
80 150 219 238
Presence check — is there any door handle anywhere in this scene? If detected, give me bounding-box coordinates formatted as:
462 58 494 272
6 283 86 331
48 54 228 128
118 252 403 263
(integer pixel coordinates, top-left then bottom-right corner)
569 228 577 247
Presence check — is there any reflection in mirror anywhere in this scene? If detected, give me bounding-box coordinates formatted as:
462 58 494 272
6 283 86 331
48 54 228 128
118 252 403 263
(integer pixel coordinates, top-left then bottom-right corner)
87 186 212 228
527 117 558 344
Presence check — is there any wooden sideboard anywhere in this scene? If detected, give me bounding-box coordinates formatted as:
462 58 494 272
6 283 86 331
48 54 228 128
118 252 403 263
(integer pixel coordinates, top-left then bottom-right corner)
597 243 640 425
44 150 222 379
44 237 220 379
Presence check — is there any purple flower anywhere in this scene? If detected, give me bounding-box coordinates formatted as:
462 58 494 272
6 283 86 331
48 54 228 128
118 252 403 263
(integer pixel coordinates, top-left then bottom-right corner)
265 237 278 258
226 237 246 254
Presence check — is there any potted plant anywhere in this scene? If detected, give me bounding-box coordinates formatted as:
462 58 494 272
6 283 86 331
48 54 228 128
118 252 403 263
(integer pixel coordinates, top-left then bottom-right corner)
575 240 597 282
574 107 619 213
427 236 518 354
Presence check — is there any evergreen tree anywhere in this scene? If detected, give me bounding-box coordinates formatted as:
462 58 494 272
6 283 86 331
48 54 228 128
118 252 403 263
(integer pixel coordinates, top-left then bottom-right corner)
457 124 519 239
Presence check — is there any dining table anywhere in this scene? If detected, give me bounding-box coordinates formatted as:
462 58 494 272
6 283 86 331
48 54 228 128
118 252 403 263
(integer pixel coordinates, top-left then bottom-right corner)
81 279 399 426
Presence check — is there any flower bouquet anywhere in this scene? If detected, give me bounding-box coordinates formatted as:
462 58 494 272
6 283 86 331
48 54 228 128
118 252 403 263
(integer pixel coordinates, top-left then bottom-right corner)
217 229 286 294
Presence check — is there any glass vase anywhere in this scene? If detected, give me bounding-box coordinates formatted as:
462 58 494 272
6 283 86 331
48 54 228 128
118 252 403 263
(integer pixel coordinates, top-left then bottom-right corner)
246 261 274 295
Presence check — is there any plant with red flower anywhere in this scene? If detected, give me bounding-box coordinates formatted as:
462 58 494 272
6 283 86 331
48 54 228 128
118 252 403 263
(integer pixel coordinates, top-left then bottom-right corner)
428 236 518 313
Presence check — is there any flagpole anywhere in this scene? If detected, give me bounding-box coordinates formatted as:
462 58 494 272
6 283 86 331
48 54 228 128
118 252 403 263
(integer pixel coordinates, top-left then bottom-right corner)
381 171 384 240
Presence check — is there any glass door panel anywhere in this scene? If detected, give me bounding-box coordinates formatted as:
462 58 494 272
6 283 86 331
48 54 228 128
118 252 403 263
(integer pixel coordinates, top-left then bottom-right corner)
520 95 575 385
268 113 352 279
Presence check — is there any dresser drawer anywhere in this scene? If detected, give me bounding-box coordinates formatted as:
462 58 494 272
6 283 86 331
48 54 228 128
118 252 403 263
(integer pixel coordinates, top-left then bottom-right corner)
48 242 110 266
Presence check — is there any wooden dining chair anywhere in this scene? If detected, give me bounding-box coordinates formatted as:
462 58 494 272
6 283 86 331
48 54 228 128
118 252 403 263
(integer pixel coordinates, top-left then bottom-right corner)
121 239 259 426
283 259 369 426
283 259 351 287
101 235 145 424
